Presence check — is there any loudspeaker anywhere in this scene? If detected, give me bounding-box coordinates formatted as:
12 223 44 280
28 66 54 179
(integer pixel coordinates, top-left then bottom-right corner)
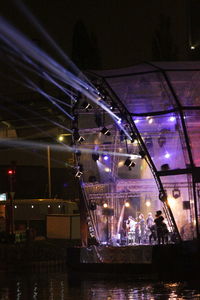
183 201 190 210
161 164 170 171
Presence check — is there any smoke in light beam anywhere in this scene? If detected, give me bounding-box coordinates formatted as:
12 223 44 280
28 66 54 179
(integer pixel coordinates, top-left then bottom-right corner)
0 15 132 141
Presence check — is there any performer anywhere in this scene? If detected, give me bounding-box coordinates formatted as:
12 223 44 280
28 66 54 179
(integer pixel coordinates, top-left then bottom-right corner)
146 212 154 244
138 213 146 244
154 210 168 245
126 216 136 245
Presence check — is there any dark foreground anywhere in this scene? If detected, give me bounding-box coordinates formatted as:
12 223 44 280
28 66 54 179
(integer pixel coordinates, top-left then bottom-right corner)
0 270 200 299
0 239 199 281
67 240 200 281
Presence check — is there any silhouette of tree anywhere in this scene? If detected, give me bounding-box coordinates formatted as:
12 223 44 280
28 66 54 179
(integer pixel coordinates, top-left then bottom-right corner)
71 19 101 70
152 14 178 61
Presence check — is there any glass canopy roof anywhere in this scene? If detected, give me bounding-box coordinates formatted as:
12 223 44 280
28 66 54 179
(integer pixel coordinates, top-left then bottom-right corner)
76 62 200 244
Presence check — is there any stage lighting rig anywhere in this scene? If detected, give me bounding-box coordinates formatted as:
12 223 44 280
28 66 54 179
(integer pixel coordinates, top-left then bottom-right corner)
92 152 100 162
81 101 92 111
101 127 111 136
124 157 136 170
75 163 83 178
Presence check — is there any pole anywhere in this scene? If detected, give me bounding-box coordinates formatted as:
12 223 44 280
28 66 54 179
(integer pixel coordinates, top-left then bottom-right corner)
47 146 52 198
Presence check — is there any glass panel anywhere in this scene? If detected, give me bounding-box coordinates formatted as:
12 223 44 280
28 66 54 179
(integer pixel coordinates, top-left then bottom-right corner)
184 109 200 166
166 71 200 106
161 174 195 241
134 113 189 170
107 71 177 114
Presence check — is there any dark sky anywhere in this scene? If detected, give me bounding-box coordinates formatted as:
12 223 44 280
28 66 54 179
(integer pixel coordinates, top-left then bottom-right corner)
0 0 195 70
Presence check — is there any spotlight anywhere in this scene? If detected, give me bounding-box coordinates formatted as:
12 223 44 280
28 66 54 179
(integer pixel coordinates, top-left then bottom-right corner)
164 152 170 159
130 133 137 143
75 150 81 157
145 201 151 207
124 158 136 169
75 171 83 178
82 101 92 110
58 135 64 142
139 150 145 158
75 163 83 178
73 128 80 140
101 127 111 136
77 136 85 143
92 152 99 162
90 201 97 210
103 154 109 161
172 188 181 199
103 203 108 208
125 201 130 208
161 164 169 171
73 128 85 143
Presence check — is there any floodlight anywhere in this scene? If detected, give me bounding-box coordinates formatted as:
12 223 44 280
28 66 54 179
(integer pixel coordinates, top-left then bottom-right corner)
92 152 99 162
101 127 111 136
124 158 135 168
82 101 92 110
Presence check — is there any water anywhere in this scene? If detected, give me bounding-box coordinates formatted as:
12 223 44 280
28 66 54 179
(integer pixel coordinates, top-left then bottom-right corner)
0 270 199 299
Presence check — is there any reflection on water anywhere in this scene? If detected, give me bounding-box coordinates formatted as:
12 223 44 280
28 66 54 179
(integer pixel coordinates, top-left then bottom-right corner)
0 271 199 300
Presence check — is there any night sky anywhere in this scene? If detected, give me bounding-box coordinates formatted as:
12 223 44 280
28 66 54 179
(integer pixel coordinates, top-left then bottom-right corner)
1 0 197 70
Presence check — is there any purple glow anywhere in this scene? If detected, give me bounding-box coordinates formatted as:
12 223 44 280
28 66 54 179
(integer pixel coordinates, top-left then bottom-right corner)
103 155 109 161
169 116 176 122
165 153 171 159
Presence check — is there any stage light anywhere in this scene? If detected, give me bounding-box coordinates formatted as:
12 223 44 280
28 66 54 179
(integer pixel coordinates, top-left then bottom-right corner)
75 164 83 178
125 201 130 208
77 136 85 143
58 135 64 142
145 201 151 207
75 170 83 178
169 116 176 122
72 128 85 143
124 158 136 169
103 154 109 161
190 45 195 50
101 127 111 136
75 150 81 157
164 152 170 159
90 201 97 210
81 101 92 110
104 167 111 172
92 152 99 162
172 188 181 199
130 133 137 143
103 203 108 208
146 116 153 124
161 164 170 171
139 150 145 158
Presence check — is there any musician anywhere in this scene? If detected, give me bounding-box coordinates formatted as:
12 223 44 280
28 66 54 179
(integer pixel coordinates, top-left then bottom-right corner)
126 216 136 245
138 213 146 243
